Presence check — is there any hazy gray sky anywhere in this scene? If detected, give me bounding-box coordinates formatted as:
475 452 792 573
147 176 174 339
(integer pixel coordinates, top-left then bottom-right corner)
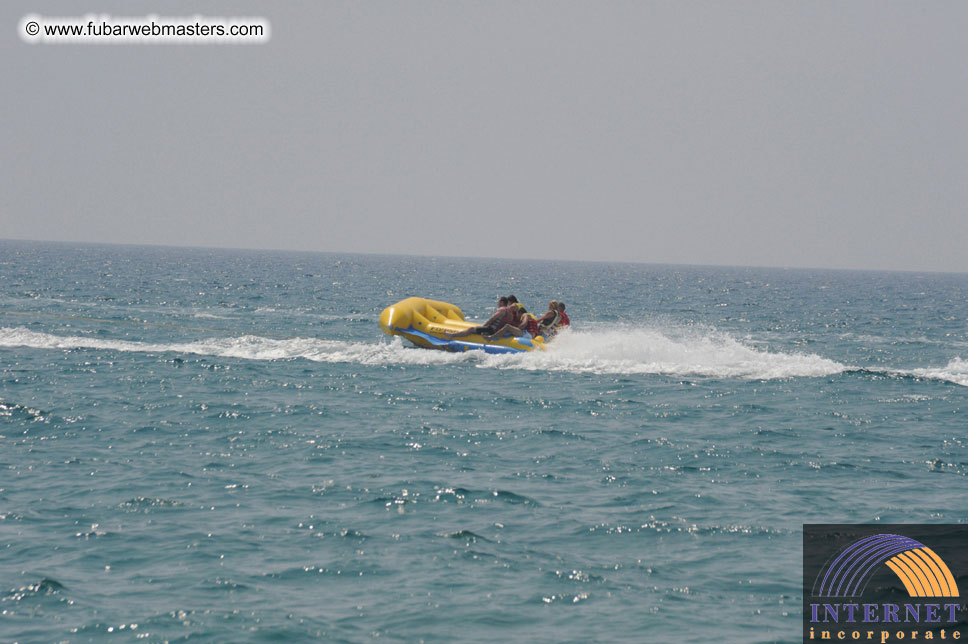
3 2 967 272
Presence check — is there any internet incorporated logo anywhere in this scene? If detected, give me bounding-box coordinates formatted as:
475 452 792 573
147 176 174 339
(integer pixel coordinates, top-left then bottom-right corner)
815 534 959 599
803 525 967 643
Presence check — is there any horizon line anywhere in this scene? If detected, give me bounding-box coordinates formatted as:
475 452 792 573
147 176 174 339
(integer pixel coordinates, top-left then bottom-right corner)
1 236 966 277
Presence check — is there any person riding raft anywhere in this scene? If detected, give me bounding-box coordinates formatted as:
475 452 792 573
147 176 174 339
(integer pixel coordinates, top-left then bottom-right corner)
444 296 514 339
535 300 563 337
556 301 570 328
487 299 564 341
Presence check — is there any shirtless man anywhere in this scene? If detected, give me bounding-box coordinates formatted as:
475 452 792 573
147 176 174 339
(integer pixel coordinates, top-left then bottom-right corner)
485 305 537 341
445 297 513 339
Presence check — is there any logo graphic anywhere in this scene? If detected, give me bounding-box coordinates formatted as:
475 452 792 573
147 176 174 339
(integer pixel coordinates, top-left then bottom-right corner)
803 525 967 643
814 533 960 599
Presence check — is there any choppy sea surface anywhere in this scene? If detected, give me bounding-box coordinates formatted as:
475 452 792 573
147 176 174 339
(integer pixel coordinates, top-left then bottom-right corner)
1 240 966 643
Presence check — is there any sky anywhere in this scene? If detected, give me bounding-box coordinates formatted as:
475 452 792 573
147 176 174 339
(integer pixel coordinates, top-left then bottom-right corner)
2 1 967 272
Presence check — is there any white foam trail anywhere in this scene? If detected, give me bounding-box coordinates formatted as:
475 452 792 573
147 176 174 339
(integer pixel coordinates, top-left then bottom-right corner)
0 325 849 380
481 327 847 379
902 357 968 387
0 326 473 367
11 325 963 385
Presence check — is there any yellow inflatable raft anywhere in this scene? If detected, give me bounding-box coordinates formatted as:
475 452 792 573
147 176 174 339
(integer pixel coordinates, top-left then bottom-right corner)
379 297 546 354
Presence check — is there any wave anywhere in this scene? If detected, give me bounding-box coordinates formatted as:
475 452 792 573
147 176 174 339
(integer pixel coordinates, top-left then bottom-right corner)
0 326 471 367
484 327 848 379
898 357 968 387
0 399 52 423
0 324 853 380
5 320 963 386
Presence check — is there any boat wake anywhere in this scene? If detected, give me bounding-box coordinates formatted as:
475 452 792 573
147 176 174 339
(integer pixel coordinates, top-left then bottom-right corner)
482 326 847 379
1 325 965 385
0 326 467 368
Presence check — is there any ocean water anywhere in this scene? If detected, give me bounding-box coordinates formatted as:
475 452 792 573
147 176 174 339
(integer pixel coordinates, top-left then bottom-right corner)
1 240 966 644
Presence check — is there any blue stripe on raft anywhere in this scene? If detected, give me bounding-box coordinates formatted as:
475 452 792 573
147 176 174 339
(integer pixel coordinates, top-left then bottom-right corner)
398 327 527 354
396 327 452 347
460 341 522 354
487 331 533 347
